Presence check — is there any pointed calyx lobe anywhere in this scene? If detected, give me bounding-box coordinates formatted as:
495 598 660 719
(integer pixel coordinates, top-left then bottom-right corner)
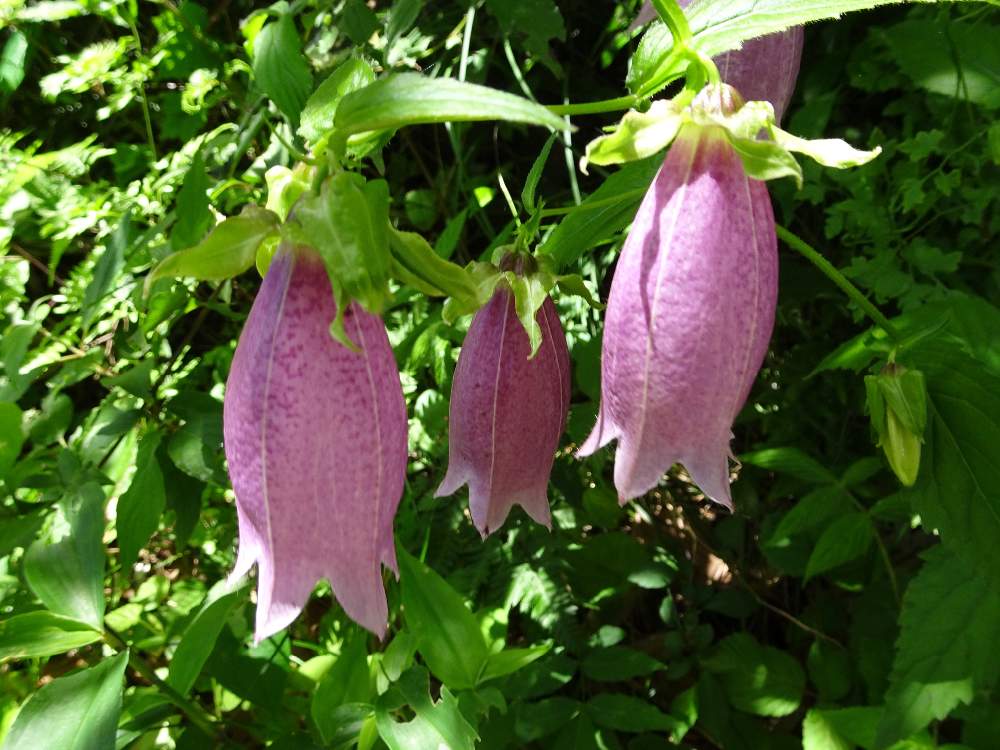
578 123 778 509
224 246 407 640
437 286 571 536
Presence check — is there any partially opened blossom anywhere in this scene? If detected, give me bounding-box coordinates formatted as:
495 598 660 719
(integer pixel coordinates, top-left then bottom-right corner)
437 285 571 536
633 0 803 124
224 245 407 641
578 111 778 509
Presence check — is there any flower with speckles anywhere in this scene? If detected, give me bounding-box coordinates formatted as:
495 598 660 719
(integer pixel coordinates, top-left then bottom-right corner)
436 285 571 536
223 245 407 641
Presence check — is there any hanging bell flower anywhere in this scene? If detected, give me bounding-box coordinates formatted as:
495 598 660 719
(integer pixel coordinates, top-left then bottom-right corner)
436 269 571 536
224 245 408 641
578 98 779 509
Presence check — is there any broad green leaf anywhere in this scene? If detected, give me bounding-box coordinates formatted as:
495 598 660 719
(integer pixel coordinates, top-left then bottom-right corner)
397 549 490 690
767 485 855 545
0 612 102 661
299 57 376 144
885 19 1000 109
0 506 47 558
821 706 883 749
876 546 1000 748
375 666 478 750
581 646 665 682
515 696 582 741
479 643 551 683
172 151 212 251
553 714 603 750
703 632 805 717
341 0 379 44
805 511 874 581
2 650 128 750
0 401 24 480
0 30 28 95
905 341 1000 572
313 633 372 744
24 483 106 629
82 211 129 329
253 13 313 124
538 156 659 270
146 207 279 291
116 431 166 568
166 584 240 696
334 73 567 135
741 446 836 484
803 709 852 750
585 693 682 733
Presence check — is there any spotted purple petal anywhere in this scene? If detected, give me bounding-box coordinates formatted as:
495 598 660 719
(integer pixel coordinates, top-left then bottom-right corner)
578 124 778 508
223 246 407 641
437 288 571 536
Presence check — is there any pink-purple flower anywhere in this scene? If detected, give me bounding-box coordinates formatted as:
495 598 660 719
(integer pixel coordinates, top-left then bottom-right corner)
224 246 407 640
437 286 571 535
577 119 778 509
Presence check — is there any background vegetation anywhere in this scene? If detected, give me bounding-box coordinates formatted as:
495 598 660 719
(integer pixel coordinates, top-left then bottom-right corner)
1 1 999 748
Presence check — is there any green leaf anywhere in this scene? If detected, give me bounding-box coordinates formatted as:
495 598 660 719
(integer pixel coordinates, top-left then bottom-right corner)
803 709 852 750
313 633 372 744
166 584 240 696
375 666 478 750
538 156 659 271
116 430 166 568
582 99 685 170
82 211 129 329
522 132 557 213
770 126 881 171
253 13 313 125
805 511 874 581
2 650 128 750
334 73 568 135
0 29 28 96
767 485 855 545
585 694 682 733
0 612 102 661
905 340 1000 572
341 0 378 45
0 401 24 480
397 548 490 690
741 446 837 484
299 57 375 145
146 207 279 291
885 19 1000 109
0 507 47 558
24 483 106 629
479 643 551 683
728 134 804 185
387 226 479 305
508 271 555 358
581 646 665 682
703 633 805 717
875 546 1000 748
172 151 213 251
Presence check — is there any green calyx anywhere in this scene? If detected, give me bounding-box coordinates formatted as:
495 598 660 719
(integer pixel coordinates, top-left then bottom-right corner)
865 363 928 487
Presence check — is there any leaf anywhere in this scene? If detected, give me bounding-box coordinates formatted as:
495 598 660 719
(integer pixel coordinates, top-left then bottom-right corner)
703 633 805 717
2 650 128 750
767 485 855 545
24 483 106 629
885 19 1000 109
146 207 279 291
584 694 682 733
341 0 378 45
172 151 213 251
538 156 659 271
387 226 479 305
253 13 313 124
582 99 685 170
0 401 24 480
312 633 372 744
0 612 102 661
803 709 852 750
0 507 47 558
299 57 375 144
740 446 837 484
375 666 478 750
522 132 557 213
398 549 490 690
479 643 552 683
905 340 1000 572
875 546 1000 748
166 584 240 696
82 211 129 328
805 512 874 581
581 646 665 682
0 29 28 95
334 73 568 135
116 430 166 568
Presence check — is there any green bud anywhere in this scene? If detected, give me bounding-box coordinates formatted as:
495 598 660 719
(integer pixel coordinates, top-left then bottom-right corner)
865 364 927 487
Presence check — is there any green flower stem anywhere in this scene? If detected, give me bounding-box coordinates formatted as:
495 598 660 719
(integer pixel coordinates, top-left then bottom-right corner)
546 95 642 117
650 0 692 45
776 225 901 343
104 626 219 740
539 188 646 218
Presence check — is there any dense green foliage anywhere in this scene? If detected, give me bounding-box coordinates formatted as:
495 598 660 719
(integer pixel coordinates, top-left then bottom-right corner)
1 1 1000 748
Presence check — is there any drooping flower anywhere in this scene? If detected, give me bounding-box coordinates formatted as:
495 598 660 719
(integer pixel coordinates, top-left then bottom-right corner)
436 285 571 536
578 108 778 509
224 245 407 641
633 0 803 124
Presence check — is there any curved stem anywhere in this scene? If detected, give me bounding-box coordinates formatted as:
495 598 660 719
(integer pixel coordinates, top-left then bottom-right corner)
545 95 641 117
775 225 901 343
